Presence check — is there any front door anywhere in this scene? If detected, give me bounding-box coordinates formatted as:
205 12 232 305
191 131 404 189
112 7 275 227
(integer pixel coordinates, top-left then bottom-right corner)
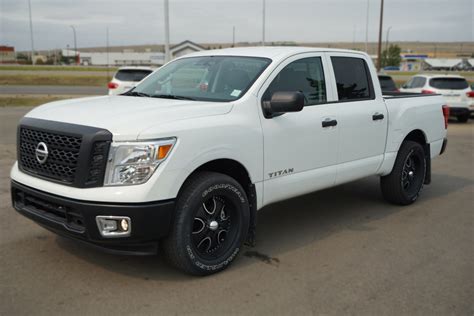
257 53 340 205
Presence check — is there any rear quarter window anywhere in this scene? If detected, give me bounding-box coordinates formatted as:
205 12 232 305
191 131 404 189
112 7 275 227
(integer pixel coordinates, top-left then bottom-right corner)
429 78 469 90
378 76 397 90
115 69 153 82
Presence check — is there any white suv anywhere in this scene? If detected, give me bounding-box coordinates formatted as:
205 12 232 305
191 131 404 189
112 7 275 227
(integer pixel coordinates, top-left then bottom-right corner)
400 74 474 122
108 66 154 95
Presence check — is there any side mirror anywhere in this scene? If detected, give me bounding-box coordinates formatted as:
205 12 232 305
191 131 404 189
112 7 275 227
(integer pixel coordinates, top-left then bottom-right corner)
402 84 408 89
262 91 305 118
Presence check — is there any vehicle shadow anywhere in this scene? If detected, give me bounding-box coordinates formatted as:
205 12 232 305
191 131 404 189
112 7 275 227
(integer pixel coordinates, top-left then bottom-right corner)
56 172 472 281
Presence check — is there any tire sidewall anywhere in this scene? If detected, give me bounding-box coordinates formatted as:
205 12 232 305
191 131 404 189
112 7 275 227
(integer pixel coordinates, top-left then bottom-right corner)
180 176 250 274
400 144 426 203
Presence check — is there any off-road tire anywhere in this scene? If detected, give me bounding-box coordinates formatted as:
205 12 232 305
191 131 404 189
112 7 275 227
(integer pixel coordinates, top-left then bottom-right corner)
162 171 250 276
381 141 426 205
457 114 469 123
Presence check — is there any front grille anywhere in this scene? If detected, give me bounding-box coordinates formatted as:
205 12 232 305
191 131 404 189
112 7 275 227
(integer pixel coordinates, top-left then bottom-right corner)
13 187 85 232
19 127 82 184
17 118 112 188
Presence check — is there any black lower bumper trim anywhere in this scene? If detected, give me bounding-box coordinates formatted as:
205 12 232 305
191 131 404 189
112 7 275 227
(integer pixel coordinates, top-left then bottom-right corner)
440 138 448 155
11 181 175 255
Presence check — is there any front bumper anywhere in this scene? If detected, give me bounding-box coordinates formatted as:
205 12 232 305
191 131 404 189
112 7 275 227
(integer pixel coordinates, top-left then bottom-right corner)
11 181 175 255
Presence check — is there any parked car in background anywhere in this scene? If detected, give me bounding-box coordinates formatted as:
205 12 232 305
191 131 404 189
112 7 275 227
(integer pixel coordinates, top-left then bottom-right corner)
400 74 473 122
108 66 154 95
378 74 399 93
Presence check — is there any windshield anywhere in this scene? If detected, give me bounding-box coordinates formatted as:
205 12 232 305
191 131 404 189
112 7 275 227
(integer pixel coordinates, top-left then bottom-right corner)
115 69 153 82
429 78 469 90
131 56 271 102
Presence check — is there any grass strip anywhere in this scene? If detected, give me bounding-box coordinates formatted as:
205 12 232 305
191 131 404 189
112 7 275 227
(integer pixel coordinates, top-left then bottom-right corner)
0 96 75 107
0 65 117 72
0 74 111 86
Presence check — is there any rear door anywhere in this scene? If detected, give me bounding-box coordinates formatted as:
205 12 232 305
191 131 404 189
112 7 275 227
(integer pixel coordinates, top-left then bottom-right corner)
326 53 388 184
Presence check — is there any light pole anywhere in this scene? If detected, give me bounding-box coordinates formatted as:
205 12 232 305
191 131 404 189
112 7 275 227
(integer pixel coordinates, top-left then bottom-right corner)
376 0 384 72
28 0 35 65
232 26 235 47
106 27 110 80
385 26 392 51
365 0 370 53
262 0 266 46
164 0 171 63
70 25 78 64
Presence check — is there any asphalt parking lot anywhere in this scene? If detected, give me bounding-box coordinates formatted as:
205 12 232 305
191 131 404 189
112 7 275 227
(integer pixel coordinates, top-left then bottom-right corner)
0 106 473 315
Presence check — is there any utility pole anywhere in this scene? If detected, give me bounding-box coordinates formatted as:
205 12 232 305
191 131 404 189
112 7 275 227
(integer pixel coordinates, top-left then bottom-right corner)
70 25 78 64
106 27 110 81
232 26 235 47
376 0 384 72
28 0 35 65
365 0 370 53
352 24 357 48
262 0 266 46
164 0 171 63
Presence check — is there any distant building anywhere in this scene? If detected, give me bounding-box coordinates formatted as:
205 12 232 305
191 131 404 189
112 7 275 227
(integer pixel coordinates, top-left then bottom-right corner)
170 40 205 59
62 49 165 66
422 58 463 71
32 55 47 64
400 54 428 72
468 59 474 71
0 45 15 63
60 40 205 66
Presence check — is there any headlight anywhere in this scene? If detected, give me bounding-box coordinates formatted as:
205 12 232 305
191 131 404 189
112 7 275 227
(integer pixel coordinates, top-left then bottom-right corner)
104 138 176 186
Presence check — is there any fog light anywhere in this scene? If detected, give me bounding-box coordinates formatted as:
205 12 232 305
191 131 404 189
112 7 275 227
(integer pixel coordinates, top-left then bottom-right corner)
120 219 129 231
96 216 131 238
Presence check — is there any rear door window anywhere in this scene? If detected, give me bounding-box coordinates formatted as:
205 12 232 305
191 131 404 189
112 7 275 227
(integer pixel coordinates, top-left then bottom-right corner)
331 57 374 101
115 69 153 82
429 78 469 90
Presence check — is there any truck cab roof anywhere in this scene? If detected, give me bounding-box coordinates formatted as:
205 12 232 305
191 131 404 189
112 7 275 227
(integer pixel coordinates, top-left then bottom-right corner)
182 46 369 62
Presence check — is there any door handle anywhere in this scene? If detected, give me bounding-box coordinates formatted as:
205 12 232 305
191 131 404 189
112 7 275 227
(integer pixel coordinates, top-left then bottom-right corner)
322 119 337 128
372 113 384 121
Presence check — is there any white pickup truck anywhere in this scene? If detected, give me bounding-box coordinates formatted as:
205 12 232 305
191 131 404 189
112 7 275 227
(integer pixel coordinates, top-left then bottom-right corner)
11 47 448 275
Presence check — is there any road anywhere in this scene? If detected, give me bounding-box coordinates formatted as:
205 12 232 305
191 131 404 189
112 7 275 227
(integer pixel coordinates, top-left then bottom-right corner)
0 85 107 96
0 107 472 315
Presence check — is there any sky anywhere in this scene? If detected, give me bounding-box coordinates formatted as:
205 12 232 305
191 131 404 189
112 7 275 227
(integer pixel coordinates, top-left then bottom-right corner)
0 0 472 51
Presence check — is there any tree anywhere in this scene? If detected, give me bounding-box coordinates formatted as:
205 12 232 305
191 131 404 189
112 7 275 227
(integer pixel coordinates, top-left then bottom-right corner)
381 44 402 68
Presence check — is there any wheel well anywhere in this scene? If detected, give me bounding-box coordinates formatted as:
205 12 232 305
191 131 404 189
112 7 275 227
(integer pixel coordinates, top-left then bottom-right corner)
403 129 426 145
194 159 252 191
186 159 257 246
402 129 431 185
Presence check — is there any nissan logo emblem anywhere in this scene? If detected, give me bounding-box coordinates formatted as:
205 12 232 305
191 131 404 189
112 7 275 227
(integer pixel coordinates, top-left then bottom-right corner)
35 142 49 164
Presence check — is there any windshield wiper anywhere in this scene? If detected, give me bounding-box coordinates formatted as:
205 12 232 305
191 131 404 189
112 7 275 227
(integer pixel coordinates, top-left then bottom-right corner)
152 94 196 101
122 91 151 97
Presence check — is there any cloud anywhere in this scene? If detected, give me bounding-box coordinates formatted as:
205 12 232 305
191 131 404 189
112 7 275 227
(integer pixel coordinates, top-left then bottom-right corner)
0 0 472 51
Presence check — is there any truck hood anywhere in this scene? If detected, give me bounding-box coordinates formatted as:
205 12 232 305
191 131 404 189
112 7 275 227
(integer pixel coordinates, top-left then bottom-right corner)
26 96 233 140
